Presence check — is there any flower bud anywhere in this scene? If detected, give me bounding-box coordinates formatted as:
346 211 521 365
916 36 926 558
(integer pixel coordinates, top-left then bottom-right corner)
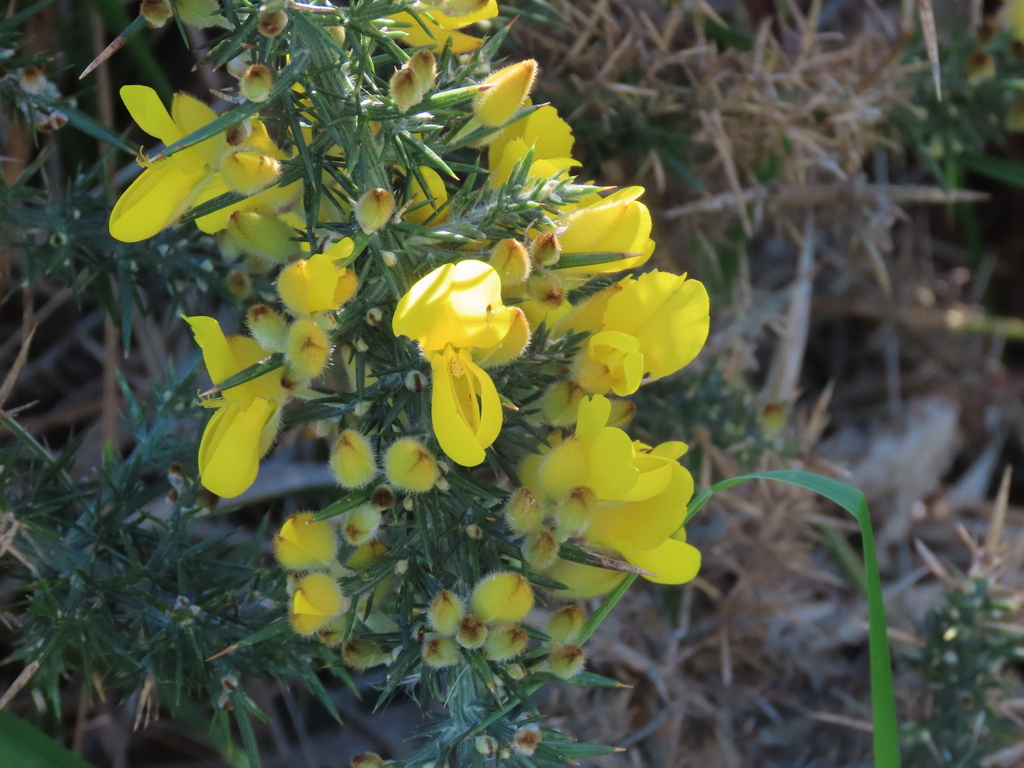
342 638 387 670
427 590 466 636
523 529 559 571
365 307 383 326
504 487 543 536
226 211 298 261
346 539 388 569
285 317 331 379
475 735 498 758
554 486 595 539
473 59 538 128
240 64 275 102
526 271 566 311
257 9 288 36
473 308 530 369
289 573 345 635
140 0 173 26
343 505 382 546
404 370 428 392
17 66 48 95
384 437 439 492
483 623 528 661
351 755 383 768
371 485 396 510
545 605 585 643
606 397 637 428
465 523 483 539
530 232 561 267
489 238 532 287
317 615 350 647
330 430 377 488
328 26 346 45
245 304 289 352
966 50 995 85
760 402 786 439
220 152 281 195
512 726 542 756
456 614 488 649
381 250 398 267
539 381 585 427
423 634 462 668
355 188 395 234
547 643 586 679
390 66 423 113
407 50 437 92
472 572 534 624
225 269 252 300
274 512 338 570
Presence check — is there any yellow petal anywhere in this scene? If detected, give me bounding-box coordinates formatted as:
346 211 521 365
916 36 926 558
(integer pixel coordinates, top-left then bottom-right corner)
429 347 502 466
556 194 654 275
602 271 710 379
585 426 638 499
547 559 626 599
575 394 611 448
612 536 701 585
393 260 513 351
589 463 693 549
108 161 210 242
404 166 449 225
388 11 484 53
198 398 275 498
184 315 238 385
120 85 182 146
170 91 222 167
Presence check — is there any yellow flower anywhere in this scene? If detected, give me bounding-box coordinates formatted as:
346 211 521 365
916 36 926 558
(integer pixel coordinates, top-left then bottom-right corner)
550 187 655 276
186 316 286 497
394 260 514 352
471 572 534 624
488 105 578 188
389 0 498 53
430 345 502 466
473 60 538 128
277 248 359 315
274 512 338 570
394 261 516 466
289 573 345 635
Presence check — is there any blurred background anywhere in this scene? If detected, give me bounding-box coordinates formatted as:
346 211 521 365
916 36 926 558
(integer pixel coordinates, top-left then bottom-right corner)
1 0 1023 766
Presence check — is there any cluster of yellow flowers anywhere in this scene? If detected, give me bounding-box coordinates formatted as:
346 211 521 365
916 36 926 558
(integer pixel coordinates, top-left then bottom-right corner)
109 1 710 695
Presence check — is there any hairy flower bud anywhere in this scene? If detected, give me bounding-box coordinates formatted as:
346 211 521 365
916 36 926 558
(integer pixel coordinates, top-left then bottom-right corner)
351 753 384 768
240 64 275 102
257 9 288 36
456 614 488 649
355 188 395 234
346 539 388 570
140 0 173 27
539 381 586 427
285 317 331 379
427 590 466 636
606 397 637 428
504 487 543 536
407 50 437 92
317 615 350 647
384 437 439 492
226 211 298 262
547 643 586 679
545 605 585 643
473 59 537 128
274 512 338 570
554 486 595 539
342 638 387 670
512 726 542 756
526 271 566 311
220 152 281 196
523 529 559 571
343 505 382 546
475 735 498 758
530 232 561 267
422 635 462 668
473 308 531 369
483 623 528 661
246 304 289 353
370 485 396 510
289 573 345 635
472 572 534 624
390 66 423 112
330 430 377 488
489 238 532 287
225 269 252 300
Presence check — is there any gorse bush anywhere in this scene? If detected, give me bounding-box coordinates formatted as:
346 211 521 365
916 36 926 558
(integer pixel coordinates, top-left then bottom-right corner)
0 1 908 767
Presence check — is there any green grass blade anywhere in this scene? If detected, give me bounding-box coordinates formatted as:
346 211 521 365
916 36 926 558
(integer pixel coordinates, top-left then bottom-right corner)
685 470 900 768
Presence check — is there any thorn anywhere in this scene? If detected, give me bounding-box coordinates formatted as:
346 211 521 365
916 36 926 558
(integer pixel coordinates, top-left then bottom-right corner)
612 747 627 753
206 644 238 661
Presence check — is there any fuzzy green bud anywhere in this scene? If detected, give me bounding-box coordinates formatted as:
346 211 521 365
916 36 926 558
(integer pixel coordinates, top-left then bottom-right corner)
140 0 173 27
390 66 423 113
456 614 488 649
350 753 384 768
355 188 395 234
523 529 559 571
226 211 298 262
504 487 543 536
483 623 528 661
342 638 386 670
427 590 466 636
540 381 586 427
257 9 288 36
554 486 595 539
489 238 532 287
512 726 542 756
530 232 561 267
422 635 462 668
240 63 275 102
407 50 437 92
472 572 534 624
285 317 331 379
342 505 382 546
384 437 439 492
547 643 586 679
545 605 585 643
330 430 377 489
475 735 498 758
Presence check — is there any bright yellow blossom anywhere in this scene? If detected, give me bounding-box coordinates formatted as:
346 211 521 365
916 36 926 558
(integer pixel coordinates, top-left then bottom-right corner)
186 316 286 498
430 345 502 466
389 0 498 53
550 188 655 276
404 166 449 226
473 60 537 128
277 247 358 315
488 106 577 188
